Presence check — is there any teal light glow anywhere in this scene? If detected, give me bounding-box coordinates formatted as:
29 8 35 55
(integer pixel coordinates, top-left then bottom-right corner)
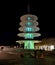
26 22 33 26
25 27 34 32
27 16 31 20
24 41 34 49
24 33 34 39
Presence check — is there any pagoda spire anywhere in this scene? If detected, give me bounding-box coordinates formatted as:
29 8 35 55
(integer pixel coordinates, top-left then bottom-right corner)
27 4 30 13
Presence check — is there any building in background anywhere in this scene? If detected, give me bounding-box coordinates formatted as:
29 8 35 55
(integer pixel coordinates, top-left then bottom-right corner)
35 38 55 51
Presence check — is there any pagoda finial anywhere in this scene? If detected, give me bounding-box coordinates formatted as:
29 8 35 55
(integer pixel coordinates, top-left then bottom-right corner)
27 4 30 13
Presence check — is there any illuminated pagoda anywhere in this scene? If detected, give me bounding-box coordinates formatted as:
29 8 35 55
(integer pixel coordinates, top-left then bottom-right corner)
16 5 41 49
16 14 41 49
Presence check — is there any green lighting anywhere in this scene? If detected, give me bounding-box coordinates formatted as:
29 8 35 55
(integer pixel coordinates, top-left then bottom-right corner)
25 27 34 32
24 33 34 39
26 22 33 26
24 41 34 49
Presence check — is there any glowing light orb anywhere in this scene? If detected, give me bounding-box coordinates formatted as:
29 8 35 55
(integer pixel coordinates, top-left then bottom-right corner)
27 16 31 20
50 45 54 50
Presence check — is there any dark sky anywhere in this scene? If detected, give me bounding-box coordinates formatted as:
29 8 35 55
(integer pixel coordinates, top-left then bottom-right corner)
0 0 55 45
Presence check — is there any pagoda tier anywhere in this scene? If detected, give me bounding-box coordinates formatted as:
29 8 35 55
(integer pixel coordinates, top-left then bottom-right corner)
19 26 40 32
19 21 39 26
17 33 41 39
16 40 41 44
20 14 38 21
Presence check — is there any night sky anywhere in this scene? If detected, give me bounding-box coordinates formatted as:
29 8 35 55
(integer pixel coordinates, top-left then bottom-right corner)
0 0 55 45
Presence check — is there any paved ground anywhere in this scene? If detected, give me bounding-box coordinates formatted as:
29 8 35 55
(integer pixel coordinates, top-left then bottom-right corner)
0 48 55 65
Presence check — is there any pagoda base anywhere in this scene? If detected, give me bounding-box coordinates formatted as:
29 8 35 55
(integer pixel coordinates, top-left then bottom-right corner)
16 40 41 49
